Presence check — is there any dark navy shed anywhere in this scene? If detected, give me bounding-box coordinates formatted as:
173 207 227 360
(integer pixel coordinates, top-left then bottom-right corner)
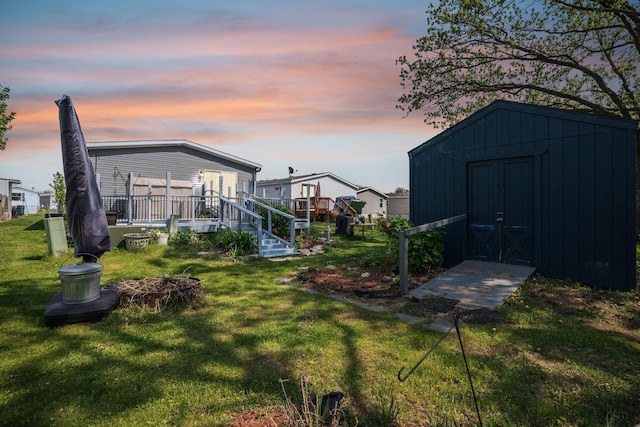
409 101 637 290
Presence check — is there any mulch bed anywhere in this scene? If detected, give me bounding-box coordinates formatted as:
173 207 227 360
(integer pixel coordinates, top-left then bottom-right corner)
296 266 506 324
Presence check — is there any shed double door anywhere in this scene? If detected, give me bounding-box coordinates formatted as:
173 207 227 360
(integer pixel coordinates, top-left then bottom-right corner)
467 157 534 265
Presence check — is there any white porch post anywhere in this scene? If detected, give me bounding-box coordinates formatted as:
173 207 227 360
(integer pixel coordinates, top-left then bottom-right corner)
165 171 171 220
127 172 134 225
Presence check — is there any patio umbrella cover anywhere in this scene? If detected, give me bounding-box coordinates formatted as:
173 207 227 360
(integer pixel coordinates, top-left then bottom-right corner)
56 95 111 261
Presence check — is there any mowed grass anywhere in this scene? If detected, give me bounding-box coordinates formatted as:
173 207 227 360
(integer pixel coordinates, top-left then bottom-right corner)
0 214 639 426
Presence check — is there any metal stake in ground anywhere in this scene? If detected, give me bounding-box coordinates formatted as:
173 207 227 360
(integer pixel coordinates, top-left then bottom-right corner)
397 323 454 382
455 315 483 427
397 317 483 426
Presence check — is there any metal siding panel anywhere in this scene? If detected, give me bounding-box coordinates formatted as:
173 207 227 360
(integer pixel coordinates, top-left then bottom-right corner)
483 111 496 150
579 128 597 285
625 128 637 289
538 148 550 274
494 109 508 155
521 113 536 143
474 118 487 152
409 155 421 224
462 126 476 156
610 129 635 289
415 155 428 223
462 126 475 152
546 132 565 279
562 134 581 281
623 128 637 289
507 110 521 151
454 152 466 214
434 152 446 219
423 154 436 222
594 130 614 287
520 113 536 152
534 114 549 141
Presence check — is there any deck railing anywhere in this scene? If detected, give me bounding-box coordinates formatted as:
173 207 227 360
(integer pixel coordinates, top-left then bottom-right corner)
102 194 223 224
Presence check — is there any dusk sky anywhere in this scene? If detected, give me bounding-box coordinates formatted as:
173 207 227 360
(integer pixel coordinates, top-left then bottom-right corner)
1 0 438 194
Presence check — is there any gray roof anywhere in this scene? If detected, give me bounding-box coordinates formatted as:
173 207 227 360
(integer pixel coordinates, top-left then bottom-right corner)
87 139 262 171
0 178 22 185
357 187 388 199
257 172 359 190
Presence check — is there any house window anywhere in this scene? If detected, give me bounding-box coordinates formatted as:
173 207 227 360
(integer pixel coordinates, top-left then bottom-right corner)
11 192 23 202
379 198 383 208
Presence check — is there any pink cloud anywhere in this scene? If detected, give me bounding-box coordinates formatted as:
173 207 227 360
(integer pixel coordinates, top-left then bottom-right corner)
1 2 434 192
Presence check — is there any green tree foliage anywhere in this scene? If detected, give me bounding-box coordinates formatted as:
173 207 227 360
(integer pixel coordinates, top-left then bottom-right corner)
49 172 66 214
397 0 640 128
0 85 16 151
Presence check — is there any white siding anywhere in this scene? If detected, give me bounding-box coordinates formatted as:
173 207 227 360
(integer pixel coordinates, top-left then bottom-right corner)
357 190 387 219
11 187 40 214
387 195 409 218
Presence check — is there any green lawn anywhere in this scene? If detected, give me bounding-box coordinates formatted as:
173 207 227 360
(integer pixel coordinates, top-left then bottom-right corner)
0 214 639 426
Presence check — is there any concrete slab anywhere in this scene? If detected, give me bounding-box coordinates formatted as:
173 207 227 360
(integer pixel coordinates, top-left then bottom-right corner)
412 260 535 310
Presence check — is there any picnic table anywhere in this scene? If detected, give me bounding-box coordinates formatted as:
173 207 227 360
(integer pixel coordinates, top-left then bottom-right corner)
351 222 376 239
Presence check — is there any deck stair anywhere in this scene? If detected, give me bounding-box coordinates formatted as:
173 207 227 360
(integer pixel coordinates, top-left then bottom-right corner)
260 231 299 257
335 197 358 217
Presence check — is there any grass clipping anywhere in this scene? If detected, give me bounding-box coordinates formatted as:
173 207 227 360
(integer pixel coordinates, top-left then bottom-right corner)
119 274 203 310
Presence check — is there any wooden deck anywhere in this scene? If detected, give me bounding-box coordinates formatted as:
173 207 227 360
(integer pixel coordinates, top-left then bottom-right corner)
295 197 334 222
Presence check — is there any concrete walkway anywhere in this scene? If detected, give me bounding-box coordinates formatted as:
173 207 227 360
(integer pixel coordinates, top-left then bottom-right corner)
411 260 535 331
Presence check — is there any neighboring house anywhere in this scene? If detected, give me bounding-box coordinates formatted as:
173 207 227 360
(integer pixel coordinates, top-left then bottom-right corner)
0 178 21 221
386 194 409 218
39 192 57 212
256 172 360 203
87 139 262 199
356 187 388 219
409 100 637 291
11 186 40 215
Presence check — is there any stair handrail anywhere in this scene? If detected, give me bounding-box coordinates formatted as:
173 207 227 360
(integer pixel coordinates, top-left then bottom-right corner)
245 197 296 248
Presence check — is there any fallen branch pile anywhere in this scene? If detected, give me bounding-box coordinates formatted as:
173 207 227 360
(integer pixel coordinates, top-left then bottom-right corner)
119 275 203 309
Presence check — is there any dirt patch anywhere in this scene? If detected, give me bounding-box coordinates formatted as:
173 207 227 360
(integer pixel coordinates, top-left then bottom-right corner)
228 406 288 427
525 281 640 330
295 266 505 325
455 307 507 324
401 295 459 316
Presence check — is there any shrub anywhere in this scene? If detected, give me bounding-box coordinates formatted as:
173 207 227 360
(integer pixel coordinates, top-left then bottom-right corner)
168 230 215 251
379 217 444 274
213 227 256 255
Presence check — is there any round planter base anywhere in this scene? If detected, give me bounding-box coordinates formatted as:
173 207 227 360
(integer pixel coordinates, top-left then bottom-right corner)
123 233 150 251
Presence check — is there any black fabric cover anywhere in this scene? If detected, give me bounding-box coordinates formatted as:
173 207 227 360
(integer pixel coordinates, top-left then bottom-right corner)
56 95 110 261
335 211 348 235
